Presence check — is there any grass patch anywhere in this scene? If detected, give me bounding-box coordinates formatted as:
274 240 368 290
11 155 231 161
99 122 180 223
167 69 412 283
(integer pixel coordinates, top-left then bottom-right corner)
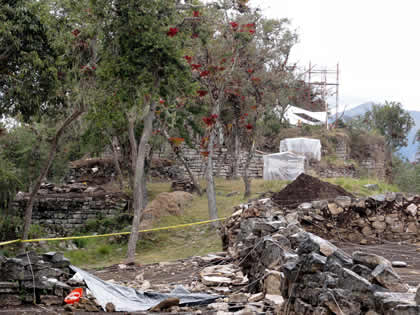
324 177 399 197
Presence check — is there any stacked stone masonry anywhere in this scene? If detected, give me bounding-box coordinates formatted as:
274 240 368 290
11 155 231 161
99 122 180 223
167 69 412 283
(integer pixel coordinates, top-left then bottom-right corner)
222 194 420 314
155 139 387 180
12 183 128 236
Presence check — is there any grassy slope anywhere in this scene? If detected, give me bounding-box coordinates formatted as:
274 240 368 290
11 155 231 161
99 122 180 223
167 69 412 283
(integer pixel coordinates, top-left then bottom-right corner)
64 177 399 268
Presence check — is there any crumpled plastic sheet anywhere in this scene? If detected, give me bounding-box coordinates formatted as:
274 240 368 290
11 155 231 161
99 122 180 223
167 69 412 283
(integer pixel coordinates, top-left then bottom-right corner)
70 265 222 312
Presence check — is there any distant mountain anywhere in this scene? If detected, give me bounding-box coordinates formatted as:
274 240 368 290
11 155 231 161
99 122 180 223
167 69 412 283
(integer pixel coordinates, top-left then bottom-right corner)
335 102 420 161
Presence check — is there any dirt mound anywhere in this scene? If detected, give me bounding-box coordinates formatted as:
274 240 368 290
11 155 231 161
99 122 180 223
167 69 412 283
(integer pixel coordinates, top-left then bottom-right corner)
271 173 354 207
140 191 193 229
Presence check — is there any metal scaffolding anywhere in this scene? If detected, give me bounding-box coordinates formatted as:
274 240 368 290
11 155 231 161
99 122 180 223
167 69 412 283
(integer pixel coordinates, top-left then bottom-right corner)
304 62 340 129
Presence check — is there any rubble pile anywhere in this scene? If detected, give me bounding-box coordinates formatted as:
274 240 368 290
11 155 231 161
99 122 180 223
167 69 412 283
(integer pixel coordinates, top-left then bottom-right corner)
67 157 117 185
171 178 196 193
222 198 420 314
228 187 420 245
0 251 77 308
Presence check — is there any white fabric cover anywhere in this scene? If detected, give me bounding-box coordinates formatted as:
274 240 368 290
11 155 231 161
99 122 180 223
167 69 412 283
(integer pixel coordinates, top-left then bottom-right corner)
263 152 305 181
279 137 321 161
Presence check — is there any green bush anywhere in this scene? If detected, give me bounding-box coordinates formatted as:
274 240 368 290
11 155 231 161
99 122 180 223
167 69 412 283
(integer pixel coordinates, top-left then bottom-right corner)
0 215 22 241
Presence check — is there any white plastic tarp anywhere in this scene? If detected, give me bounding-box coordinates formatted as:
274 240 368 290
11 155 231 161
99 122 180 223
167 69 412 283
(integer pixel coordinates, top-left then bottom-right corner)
279 137 321 161
263 152 305 181
70 266 221 312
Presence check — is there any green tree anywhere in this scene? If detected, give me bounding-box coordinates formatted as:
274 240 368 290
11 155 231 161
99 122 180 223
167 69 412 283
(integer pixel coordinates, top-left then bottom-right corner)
93 0 197 261
364 101 414 151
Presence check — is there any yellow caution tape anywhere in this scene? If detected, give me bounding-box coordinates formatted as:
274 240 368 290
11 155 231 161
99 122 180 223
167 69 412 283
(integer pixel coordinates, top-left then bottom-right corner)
0 217 227 247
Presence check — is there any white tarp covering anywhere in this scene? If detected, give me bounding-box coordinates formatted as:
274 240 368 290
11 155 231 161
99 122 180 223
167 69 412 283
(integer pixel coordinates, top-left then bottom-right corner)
263 152 305 181
70 266 221 312
275 105 327 126
279 137 322 161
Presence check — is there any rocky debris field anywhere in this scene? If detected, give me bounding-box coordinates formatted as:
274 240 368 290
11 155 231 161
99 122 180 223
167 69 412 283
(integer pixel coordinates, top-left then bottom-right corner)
0 250 288 314
222 196 420 314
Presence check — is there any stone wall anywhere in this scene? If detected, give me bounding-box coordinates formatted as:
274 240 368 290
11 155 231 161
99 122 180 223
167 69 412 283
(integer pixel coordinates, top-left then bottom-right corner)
155 145 264 179
154 137 388 180
222 195 420 314
12 183 128 236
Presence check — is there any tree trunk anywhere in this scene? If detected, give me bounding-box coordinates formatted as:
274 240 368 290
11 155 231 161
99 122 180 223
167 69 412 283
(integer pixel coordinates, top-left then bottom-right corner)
242 141 255 199
126 104 155 262
22 109 84 242
231 122 240 179
206 127 219 228
110 135 124 190
162 129 202 196
127 114 138 191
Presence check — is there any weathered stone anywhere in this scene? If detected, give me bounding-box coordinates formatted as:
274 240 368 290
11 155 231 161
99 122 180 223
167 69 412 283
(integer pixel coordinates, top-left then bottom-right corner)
406 222 418 234
106 302 116 312
374 292 416 312
301 252 327 273
351 264 374 282
405 204 418 216
385 215 396 225
201 276 232 286
352 251 391 269
385 192 396 202
362 225 374 236
40 295 62 306
390 221 404 233
338 268 372 292
372 221 386 231
229 293 249 303
371 194 386 202
248 292 264 302
312 200 328 209
299 202 313 210
264 294 284 307
319 289 361 315
328 203 344 215
0 294 22 306
371 264 409 292
264 270 283 295
209 302 229 311
0 281 19 293
387 304 420 315
415 285 420 305
392 261 408 268
335 196 352 208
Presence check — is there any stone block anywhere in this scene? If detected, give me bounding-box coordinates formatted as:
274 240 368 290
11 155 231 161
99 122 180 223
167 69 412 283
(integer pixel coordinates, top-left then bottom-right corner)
328 203 344 215
352 251 391 269
0 294 22 306
405 204 418 216
371 264 409 292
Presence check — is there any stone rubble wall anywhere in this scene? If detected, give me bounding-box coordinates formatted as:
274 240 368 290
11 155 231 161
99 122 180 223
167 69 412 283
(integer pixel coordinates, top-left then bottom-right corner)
222 195 420 314
0 251 75 307
154 145 264 179
11 183 128 236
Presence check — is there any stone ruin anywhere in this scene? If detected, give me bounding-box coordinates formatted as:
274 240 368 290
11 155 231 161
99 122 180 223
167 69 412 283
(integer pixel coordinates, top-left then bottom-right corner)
0 251 74 307
222 193 420 314
12 182 128 236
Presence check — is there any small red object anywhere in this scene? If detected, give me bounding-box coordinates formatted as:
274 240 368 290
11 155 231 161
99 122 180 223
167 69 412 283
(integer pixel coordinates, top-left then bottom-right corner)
64 288 83 304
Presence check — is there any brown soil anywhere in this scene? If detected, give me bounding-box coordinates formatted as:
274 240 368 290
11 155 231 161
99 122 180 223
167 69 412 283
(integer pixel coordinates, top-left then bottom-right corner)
271 173 354 207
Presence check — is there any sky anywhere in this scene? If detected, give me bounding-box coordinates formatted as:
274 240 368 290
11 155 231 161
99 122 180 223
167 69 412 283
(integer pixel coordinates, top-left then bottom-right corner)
249 0 420 112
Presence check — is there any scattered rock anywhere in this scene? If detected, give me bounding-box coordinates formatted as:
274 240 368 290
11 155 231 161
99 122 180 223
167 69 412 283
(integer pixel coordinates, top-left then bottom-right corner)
392 261 408 268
